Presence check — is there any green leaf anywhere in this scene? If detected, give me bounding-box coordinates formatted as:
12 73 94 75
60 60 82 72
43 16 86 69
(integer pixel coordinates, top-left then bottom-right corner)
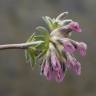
53 21 60 29
36 48 47 59
56 12 69 20
42 16 60 30
29 48 36 67
26 32 36 42
25 49 29 62
36 26 49 33
42 16 54 30
36 26 49 37
25 48 36 68
25 24 50 68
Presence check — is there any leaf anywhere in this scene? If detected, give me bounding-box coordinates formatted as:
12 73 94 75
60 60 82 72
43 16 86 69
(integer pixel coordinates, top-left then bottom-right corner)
26 32 36 42
25 49 29 62
42 16 54 30
25 25 50 68
28 48 36 67
52 21 60 29
36 49 47 59
25 48 36 68
56 12 69 20
42 16 61 30
36 26 49 37
36 26 49 33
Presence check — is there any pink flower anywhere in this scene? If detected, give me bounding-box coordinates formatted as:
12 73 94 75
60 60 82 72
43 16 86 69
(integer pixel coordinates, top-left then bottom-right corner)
64 41 75 53
61 39 76 53
42 60 52 80
38 12 87 83
69 40 87 56
77 42 87 56
54 69 65 82
66 57 81 75
41 52 65 82
51 51 61 71
67 21 82 32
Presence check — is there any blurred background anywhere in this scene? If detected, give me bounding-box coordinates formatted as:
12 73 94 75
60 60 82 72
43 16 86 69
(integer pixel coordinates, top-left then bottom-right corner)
0 0 96 96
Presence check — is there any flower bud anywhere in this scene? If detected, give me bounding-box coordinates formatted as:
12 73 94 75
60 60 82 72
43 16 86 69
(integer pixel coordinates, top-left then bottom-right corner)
77 42 87 56
66 53 81 75
43 60 52 80
67 21 82 32
61 38 76 53
51 51 61 71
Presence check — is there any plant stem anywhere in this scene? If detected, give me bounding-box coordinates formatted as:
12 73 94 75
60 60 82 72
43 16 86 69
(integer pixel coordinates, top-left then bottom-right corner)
0 41 43 50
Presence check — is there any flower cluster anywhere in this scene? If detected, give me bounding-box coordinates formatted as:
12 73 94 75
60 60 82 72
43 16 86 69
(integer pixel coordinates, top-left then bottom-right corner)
40 12 87 82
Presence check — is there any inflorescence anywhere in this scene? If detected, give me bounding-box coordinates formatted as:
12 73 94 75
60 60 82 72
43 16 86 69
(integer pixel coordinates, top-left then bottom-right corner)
26 12 87 82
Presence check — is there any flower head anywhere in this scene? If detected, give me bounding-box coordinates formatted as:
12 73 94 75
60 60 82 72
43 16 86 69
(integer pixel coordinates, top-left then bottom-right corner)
66 21 82 32
43 12 87 82
28 12 87 83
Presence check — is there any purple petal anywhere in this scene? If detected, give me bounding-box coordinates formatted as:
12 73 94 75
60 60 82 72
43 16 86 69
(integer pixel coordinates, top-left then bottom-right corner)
70 40 87 56
63 40 75 53
51 52 61 71
66 58 81 75
54 69 65 82
77 42 87 56
43 61 52 80
68 21 82 32
74 61 81 75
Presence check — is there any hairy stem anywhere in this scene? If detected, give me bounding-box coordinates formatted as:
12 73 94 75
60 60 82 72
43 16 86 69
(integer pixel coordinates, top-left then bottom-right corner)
0 41 43 50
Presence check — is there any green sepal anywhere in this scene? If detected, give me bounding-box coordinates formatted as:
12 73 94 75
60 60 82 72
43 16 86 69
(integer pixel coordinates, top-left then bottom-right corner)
26 32 36 42
42 16 53 30
36 26 49 33
25 47 36 68
35 26 49 37
42 16 60 30
25 25 50 68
